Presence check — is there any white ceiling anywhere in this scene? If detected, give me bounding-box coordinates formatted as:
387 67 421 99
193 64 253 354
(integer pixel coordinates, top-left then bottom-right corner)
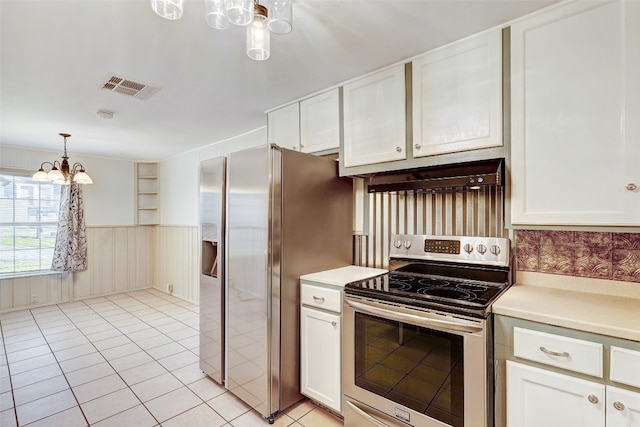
0 0 558 162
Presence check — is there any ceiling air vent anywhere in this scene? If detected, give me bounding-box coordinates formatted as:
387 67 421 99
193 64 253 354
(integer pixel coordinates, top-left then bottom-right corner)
101 75 160 100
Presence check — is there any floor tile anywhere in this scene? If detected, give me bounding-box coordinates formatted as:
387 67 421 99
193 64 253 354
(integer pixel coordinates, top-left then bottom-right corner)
9 353 57 375
161 402 226 427
47 336 90 352
22 405 87 427
108 351 154 371
15 389 77 425
64 362 115 387
207 391 252 422
3 336 47 354
13 374 69 406
118 361 167 386
145 342 187 360
91 404 157 427
135 334 173 351
80 388 141 425
1 390 13 411
92 335 132 351
72 374 127 404
187 377 226 401
283 400 316 421
6 345 52 364
84 328 123 343
58 352 105 373
53 343 97 362
130 372 182 402
144 387 202 422
99 343 141 360
10 363 63 389
297 407 343 427
171 362 207 385
157 350 198 371
1 407 18 427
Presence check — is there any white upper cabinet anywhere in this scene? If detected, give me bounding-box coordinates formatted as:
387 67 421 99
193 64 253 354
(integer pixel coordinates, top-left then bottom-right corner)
268 103 300 151
300 88 340 154
510 0 640 226
342 64 407 167
412 28 502 158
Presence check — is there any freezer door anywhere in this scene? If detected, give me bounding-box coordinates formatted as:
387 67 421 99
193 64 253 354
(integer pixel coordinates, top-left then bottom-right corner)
199 156 226 384
226 145 274 418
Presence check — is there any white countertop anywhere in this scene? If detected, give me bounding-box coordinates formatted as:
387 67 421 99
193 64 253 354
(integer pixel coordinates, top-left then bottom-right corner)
300 265 387 287
493 271 640 342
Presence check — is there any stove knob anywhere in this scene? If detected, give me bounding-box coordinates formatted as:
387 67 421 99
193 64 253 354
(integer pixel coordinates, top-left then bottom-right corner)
403 240 412 249
463 243 474 254
393 239 402 249
476 244 487 254
490 244 501 256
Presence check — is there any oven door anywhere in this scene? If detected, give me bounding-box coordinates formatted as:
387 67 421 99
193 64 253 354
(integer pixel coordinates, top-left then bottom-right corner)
343 295 491 427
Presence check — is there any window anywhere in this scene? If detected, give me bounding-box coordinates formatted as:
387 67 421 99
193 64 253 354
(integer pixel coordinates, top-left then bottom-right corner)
0 170 61 274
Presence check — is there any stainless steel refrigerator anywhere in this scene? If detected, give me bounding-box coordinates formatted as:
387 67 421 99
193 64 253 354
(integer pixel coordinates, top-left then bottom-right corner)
226 144 353 422
199 156 226 384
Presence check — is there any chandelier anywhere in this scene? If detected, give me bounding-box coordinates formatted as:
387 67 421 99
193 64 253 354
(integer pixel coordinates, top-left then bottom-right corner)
150 0 293 61
32 133 94 185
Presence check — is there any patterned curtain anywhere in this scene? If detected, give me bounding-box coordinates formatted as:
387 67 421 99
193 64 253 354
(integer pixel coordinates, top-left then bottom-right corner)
52 182 88 271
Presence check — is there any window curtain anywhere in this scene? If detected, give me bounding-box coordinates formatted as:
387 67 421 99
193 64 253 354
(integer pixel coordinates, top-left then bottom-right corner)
51 182 87 271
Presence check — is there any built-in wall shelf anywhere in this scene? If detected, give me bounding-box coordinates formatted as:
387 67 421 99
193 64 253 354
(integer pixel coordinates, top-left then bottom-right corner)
135 162 159 225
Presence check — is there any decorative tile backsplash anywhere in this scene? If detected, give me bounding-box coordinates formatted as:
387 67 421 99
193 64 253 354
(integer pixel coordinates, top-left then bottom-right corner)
515 230 640 283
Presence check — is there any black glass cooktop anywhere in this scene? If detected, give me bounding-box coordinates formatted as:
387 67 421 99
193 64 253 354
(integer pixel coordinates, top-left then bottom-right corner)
344 264 510 317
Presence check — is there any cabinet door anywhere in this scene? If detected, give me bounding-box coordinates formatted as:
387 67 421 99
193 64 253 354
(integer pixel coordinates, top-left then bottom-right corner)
300 306 341 413
412 28 502 158
506 361 604 427
343 64 406 167
300 88 340 154
607 386 640 427
268 103 300 150
511 0 640 225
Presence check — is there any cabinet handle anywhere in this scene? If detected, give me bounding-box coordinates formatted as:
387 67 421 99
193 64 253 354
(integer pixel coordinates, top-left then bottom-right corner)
587 395 599 404
396 146 402 153
292 145 298 150
414 144 421 150
626 183 637 191
312 296 325 303
300 144 304 149
539 346 570 358
331 321 337 327
613 401 625 411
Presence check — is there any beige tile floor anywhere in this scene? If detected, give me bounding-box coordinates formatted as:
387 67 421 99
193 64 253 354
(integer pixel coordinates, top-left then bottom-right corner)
0 289 343 427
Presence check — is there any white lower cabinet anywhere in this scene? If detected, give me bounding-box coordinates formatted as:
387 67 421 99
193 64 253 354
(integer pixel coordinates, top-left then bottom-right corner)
607 386 640 427
300 305 341 412
507 360 605 427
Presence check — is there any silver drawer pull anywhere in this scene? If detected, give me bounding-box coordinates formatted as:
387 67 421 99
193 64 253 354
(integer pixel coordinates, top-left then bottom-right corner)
613 401 625 411
588 394 599 404
626 183 637 191
312 296 325 303
540 346 570 358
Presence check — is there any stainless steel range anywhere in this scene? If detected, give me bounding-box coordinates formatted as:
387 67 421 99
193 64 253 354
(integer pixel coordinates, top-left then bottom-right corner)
343 234 512 427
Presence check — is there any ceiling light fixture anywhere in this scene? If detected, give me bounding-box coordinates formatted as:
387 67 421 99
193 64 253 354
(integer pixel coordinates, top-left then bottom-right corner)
32 133 94 185
151 0 292 61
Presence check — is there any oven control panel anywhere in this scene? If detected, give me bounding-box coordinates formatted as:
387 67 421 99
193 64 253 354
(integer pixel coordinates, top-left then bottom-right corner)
390 234 511 267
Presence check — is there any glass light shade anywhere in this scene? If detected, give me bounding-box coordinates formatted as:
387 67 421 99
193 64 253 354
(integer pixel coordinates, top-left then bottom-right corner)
247 5 270 60
267 0 292 34
150 0 184 20
32 169 49 181
73 171 94 185
47 168 65 182
226 0 253 26
204 0 230 29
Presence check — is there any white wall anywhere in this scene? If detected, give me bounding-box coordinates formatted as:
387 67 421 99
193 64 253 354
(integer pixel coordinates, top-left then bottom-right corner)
1 144 135 226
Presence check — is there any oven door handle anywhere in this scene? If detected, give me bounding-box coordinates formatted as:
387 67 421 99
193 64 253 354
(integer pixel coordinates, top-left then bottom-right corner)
346 299 483 334
345 400 390 427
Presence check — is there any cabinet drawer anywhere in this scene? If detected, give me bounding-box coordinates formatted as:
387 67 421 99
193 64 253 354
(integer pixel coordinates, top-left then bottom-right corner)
301 283 341 313
610 346 640 388
513 327 603 377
